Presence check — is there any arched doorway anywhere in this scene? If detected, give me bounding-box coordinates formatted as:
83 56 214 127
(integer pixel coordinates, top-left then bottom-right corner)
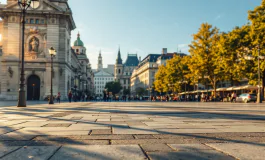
27 75 40 100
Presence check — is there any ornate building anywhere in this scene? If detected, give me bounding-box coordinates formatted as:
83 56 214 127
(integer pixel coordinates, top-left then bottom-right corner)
130 48 186 96
114 48 139 93
93 51 114 97
0 0 94 100
72 33 94 97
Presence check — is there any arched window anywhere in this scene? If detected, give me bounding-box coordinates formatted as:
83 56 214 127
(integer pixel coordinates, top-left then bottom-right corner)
118 69 121 74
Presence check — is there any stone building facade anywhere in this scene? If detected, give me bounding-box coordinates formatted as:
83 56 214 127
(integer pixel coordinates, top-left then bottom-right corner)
93 51 114 97
0 0 93 100
114 48 139 94
130 48 186 96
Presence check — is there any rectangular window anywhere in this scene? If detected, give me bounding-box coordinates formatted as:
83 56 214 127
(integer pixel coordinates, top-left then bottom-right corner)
30 19 34 24
26 19 29 24
124 79 126 84
35 19 39 24
41 19 45 24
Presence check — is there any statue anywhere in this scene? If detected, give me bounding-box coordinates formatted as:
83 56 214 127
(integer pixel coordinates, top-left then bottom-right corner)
29 37 39 52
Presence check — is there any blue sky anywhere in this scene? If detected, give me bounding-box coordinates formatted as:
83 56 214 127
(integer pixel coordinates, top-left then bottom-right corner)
0 0 262 69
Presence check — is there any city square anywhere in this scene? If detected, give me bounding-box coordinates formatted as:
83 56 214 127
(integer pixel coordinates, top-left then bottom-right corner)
1 0 265 159
0 102 265 159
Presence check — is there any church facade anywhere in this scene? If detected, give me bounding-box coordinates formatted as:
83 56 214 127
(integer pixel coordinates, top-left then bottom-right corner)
0 0 93 100
114 48 140 94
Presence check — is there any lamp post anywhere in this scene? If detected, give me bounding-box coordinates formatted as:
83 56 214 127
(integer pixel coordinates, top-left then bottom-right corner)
49 47 56 104
17 0 32 107
244 46 264 103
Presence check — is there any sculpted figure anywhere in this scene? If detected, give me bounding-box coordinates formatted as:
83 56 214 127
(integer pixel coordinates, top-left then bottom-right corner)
29 37 39 52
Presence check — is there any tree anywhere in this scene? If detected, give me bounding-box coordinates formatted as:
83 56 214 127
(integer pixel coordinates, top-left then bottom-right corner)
154 65 167 93
136 87 146 96
164 55 189 93
216 25 251 86
248 0 265 96
188 23 221 98
105 81 122 95
123 89 130 96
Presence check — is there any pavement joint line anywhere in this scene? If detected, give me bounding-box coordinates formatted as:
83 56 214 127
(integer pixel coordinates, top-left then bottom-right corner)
138 144 151 160
204 143 239 160
47 145 62 160
0 146 23 159
166 144 178 151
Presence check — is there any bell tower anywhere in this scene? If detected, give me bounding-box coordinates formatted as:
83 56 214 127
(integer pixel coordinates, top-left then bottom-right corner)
114 47 123 81
97 50 103 71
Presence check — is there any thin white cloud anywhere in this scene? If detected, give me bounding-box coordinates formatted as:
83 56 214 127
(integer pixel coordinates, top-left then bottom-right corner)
214 13 225 21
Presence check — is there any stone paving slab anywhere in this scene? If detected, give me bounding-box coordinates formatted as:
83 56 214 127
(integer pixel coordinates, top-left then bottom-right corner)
49 145 147 160
113 128 159 134
0 127 22 135
206 143 265 160
141 144 174 152
169 144 215 151
0 146 20 158
43 123 73 127
91 129 112 135
134 135 156 139
0 140 110 146
33 135 135 141
11 122 49 127
0 135 36 141
147 149 235 160
1 146 60 160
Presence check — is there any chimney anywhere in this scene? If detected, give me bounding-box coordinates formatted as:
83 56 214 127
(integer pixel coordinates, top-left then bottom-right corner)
162 48 167 55
139 56 141 62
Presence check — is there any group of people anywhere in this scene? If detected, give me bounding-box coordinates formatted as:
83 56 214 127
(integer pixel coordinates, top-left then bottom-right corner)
62 90 238 103
67 90 90 103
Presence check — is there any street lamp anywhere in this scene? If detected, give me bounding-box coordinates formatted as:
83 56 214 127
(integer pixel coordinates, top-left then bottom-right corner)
17 0 32 107
49 47 56 104
244 46 264 103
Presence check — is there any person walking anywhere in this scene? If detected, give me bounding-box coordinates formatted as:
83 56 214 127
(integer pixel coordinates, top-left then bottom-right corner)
201 93 205 102
68 90 73 103
57 92 61 104
231 92 237 103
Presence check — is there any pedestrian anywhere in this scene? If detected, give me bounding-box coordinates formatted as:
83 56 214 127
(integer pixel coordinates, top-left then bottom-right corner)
201 93 205 102
231 92 237 103
68 90 72 103
57 92 61 103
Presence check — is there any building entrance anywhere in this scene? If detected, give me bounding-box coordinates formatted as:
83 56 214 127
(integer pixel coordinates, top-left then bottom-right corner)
27 75 40 100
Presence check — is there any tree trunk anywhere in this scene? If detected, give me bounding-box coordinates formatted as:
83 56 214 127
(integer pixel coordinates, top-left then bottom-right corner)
261 70 265 99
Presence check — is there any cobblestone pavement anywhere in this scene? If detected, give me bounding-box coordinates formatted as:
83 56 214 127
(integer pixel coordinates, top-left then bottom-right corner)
0 102 265 160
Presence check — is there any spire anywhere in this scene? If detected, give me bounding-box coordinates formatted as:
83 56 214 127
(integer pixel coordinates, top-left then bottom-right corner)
99 49 102 57
98 49 103 71
77 32 80 38
116 46 123 64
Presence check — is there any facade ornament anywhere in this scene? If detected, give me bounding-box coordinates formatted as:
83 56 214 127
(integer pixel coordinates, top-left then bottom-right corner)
29 36 39 52
29 27 39 34
8 67 13 78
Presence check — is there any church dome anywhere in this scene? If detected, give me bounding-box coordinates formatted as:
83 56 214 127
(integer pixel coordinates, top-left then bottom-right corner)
74 32 84 47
